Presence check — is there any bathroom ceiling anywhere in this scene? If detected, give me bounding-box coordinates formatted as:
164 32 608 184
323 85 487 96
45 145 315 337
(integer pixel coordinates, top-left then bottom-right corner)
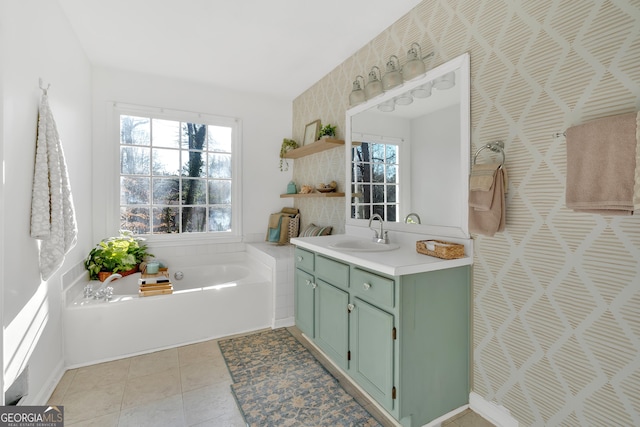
57 0 422 100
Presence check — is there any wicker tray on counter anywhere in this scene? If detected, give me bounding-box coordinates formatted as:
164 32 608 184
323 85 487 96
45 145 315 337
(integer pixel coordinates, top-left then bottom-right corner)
416 240 465 259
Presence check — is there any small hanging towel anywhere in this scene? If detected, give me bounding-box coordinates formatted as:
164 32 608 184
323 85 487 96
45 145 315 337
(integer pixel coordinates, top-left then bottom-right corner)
30 92 78 280
469 164 507 237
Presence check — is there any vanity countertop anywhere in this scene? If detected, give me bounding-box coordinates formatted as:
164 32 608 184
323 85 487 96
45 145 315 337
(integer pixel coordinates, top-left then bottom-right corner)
291 234 472 276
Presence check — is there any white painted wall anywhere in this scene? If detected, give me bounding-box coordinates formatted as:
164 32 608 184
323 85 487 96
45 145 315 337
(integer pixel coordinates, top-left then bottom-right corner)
91 67 293 246
0 1 6 403
410 104 460 227
1 0 93 403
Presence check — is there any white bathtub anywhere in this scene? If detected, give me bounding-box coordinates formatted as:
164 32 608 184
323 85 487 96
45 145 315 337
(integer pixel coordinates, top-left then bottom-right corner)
63 252 273 367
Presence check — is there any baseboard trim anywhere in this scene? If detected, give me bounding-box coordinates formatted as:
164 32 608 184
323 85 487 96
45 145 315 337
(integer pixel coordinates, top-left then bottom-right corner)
469 392 518 427
20 360 65 405
273 317 295 329
422 405 469 426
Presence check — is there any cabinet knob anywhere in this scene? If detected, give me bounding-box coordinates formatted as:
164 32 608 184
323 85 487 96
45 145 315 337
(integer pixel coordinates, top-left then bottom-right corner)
312 282 317 289
297 256 303 262
347 303 355 312
363 283 371 290
305 279 311 286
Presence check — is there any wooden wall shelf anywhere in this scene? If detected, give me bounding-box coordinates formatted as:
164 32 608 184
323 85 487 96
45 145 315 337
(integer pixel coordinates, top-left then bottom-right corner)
283 138 345 159
280 192 346 199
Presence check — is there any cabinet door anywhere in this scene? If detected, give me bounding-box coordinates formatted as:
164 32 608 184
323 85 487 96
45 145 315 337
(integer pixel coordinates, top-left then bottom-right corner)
295 269 315 338
350 297 395 412
315 279 349 369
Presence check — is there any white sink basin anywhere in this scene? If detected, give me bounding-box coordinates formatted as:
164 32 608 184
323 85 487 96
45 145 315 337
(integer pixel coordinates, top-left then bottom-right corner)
329 239 400 252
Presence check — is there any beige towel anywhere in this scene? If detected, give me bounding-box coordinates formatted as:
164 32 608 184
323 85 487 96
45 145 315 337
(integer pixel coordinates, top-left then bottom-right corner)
470 165 508 211
469 167 506 237
268 213 282 229
634 112 640 210
566 112 637 215
469 163 501 191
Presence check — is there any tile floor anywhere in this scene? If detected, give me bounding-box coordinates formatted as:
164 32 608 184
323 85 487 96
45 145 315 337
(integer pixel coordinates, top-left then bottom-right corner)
48 339 245 426
48 329 494 427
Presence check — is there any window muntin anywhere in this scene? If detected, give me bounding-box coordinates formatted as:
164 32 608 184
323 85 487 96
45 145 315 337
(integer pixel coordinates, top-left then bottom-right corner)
351 141 399 222
119 113 237 236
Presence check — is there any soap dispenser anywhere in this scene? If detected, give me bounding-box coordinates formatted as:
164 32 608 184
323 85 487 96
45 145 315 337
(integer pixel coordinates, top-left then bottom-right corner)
287 181 297 194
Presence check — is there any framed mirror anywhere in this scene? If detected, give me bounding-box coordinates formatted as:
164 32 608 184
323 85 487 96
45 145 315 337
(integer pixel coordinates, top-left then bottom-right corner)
345 53 470 239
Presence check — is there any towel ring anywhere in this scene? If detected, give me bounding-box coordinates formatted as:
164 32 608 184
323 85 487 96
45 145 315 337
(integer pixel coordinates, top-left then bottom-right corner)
473 141 505 166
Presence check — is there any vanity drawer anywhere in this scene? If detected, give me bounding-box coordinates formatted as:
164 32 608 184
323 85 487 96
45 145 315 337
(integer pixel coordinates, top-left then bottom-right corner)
352 268 395 308
316 256 349 289
295 248 315 273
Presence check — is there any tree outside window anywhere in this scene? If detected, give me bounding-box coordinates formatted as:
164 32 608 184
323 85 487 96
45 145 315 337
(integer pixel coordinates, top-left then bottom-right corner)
119 114 234 235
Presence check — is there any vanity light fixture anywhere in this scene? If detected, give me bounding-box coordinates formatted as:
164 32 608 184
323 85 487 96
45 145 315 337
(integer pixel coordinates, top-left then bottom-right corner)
364 66 384 100
411 81 433 98
394 93 413 105
377 99 395 112
433 71 456 89
402 42 426 81
382 55 403 91
349 75 366 107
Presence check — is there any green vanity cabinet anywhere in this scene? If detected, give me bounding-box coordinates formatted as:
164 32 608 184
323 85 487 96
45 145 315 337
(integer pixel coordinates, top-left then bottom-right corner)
314 279 349 369
294 267 315 338
294 247 470 427
349 296 395 411
294 248 315 337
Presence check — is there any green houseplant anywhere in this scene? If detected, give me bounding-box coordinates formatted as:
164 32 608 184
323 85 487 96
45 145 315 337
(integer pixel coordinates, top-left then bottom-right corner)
319 124 336 139
279 138 299 171
85 231 153 281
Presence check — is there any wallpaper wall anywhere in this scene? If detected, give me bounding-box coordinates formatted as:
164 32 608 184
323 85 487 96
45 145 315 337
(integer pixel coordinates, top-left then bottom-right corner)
291 0 640 425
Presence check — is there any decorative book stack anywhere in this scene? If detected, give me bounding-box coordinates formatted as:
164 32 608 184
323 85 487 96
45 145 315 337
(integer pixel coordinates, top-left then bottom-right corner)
138 271 173 296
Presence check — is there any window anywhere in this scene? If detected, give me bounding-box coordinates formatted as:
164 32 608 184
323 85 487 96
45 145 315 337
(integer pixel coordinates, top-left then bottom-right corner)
117 108 240 237
351 141 399 221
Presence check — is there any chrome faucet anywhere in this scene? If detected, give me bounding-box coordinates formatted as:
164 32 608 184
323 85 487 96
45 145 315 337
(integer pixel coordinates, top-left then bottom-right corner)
404 212 421 224
368 214 389 244
93 273 121 300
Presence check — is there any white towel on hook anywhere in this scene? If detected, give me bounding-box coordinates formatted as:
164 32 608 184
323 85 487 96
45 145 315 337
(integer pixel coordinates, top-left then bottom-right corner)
30 93 78 280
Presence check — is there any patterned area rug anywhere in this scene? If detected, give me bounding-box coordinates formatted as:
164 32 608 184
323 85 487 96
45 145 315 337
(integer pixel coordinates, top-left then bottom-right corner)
218 328 382 426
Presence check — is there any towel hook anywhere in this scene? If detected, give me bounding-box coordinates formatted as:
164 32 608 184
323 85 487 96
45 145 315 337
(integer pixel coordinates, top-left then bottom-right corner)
473 141 505 166
39 78 50 95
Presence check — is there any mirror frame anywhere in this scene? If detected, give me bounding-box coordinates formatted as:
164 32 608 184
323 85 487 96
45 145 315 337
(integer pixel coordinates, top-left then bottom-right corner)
345 52 470 239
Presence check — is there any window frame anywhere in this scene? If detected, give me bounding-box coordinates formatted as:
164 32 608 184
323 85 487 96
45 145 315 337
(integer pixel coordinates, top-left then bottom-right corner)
350 135 407 222
110 103 243 245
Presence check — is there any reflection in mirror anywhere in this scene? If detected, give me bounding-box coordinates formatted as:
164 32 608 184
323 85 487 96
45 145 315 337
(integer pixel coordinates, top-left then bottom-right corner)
346 53 470 239
351 141 399 221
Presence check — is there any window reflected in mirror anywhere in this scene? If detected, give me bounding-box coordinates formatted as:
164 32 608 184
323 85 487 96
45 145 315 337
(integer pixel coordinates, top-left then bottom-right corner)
351 141 399 221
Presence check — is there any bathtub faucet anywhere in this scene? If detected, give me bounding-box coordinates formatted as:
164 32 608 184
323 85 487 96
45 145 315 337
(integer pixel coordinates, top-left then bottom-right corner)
94 273 122 300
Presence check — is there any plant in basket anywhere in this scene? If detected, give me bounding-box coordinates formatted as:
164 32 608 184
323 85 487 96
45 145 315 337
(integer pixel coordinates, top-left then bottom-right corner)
84 231 153 281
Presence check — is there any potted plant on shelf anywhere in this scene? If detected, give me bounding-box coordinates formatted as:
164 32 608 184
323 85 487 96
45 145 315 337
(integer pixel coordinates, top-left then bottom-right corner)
279 138 299 171
318 124 337 140
84 231 153 281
